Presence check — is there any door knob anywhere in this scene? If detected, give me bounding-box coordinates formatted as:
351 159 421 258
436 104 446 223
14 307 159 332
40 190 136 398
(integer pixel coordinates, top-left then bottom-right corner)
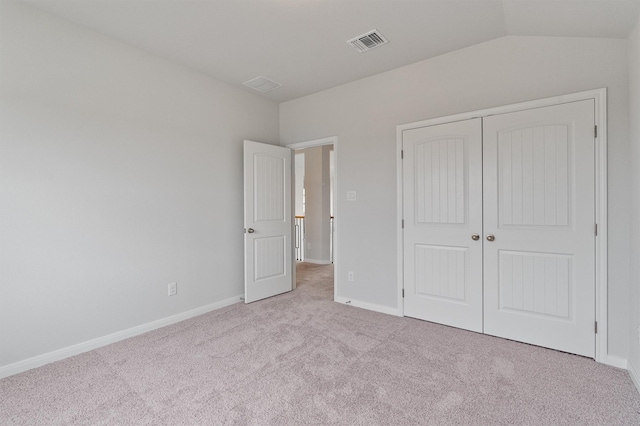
247 228 255 234
471 234 480 241
486 234 495 242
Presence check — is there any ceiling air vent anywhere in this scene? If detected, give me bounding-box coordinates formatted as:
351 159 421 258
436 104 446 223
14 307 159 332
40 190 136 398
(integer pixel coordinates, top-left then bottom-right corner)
347 29 389 53
243 76 282 93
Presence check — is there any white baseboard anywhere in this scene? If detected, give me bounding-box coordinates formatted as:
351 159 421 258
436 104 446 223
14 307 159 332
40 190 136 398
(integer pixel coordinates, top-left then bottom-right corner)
303 258 332 265
0 295 242 379
628 360 640 395
333 299 636 376
335 296 402 317
604 354 628 369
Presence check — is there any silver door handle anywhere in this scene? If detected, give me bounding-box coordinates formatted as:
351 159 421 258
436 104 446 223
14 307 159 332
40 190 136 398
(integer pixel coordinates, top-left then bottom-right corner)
247 228 255 234
486 234 495 242
471 234 480 241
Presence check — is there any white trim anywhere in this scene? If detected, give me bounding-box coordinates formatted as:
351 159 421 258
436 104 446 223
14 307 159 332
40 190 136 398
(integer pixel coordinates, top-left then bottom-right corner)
287 136 338 303
335 296 403 317
304 258 333 265
288 136 337 151
604 355 628 370
397 88 609 364
594 90 608 364
290 148 296 290
397 89 606 132
0 295 242 379
628 361 640 395
396 125 405 317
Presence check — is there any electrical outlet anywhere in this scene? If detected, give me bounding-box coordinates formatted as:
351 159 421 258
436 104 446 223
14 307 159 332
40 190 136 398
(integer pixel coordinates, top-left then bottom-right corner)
168 282 177 296
348 271 354 282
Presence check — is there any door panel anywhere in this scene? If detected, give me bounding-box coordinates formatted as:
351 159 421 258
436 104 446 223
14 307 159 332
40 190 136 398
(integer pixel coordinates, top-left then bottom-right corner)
244 140 293 303
483 100 595 357
498 251 572 318
403 118 483 332
415 245 467 301
497 124 572 228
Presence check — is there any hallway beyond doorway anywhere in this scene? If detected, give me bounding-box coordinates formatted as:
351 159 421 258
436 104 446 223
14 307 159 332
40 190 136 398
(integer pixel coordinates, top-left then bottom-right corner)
296 262 334 299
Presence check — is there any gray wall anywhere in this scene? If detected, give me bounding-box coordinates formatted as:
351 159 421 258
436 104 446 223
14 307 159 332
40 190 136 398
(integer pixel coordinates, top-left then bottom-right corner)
303 146 332 263
0 2 279 368
294 152 305 217
628 16 640 379
280 36 631 360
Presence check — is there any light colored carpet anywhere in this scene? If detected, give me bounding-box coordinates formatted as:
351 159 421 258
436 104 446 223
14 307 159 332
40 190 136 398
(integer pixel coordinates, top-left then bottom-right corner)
1 262 639 425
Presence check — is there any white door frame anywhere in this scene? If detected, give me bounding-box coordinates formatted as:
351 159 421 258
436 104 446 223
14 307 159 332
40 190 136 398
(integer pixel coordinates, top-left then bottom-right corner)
287 136 338 301
396 88 611 365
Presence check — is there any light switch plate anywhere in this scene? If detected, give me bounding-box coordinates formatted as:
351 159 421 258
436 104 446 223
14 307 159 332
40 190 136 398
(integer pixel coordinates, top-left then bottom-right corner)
347 190 357 201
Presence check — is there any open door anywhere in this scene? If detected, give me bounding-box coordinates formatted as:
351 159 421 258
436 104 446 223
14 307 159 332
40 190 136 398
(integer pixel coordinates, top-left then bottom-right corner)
244 140 293 303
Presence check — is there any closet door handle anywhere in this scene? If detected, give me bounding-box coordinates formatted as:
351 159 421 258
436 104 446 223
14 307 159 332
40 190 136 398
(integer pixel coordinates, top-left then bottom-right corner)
247 228 255 234
486 234 495 242
471 234 480 241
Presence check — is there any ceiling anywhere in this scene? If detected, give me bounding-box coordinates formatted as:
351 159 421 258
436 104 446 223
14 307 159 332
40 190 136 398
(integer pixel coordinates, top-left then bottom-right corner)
22 0 640 103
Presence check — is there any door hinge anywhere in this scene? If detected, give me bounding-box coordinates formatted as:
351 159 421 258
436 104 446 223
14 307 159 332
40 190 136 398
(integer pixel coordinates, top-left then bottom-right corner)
595 223 598 236
402 219 404 229
595 321 598 334
401 150 404 159
402 289 405 298
594 125 598 138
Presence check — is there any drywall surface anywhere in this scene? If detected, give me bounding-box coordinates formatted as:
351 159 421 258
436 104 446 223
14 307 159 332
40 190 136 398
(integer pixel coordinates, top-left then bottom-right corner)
303 146 331 263
0 2 279 368
294 152 305 217
280 36 631 359
628 15 640 379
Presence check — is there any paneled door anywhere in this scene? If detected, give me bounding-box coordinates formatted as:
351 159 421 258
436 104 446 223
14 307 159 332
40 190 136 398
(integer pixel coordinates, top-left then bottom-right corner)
243 140 293 303
403 118 484 332
483 100 595 357
402 100 596 357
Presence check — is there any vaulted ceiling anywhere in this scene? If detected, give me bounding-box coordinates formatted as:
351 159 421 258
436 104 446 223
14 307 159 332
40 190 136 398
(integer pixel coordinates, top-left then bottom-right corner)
23 0 640 103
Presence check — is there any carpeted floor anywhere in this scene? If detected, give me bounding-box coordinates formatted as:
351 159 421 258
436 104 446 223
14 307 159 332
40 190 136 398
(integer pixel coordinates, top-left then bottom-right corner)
1 262 639 425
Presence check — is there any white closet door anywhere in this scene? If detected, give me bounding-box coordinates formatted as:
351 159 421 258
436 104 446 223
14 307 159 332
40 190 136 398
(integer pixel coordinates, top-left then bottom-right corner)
482 100 596 357
403 118 483 332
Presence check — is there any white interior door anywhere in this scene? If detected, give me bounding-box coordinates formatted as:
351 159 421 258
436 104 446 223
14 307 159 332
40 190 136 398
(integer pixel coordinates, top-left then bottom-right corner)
402 100 596 358
403 118 484 332
244 140 293 303
482 100 596 357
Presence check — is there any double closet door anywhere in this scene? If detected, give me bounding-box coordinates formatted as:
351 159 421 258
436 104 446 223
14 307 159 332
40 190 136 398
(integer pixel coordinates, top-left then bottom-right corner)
402 100 596 358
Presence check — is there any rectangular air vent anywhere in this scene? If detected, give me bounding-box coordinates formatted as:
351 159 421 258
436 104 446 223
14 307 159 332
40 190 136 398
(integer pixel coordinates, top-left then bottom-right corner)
243 76 282 93
347 30 388 53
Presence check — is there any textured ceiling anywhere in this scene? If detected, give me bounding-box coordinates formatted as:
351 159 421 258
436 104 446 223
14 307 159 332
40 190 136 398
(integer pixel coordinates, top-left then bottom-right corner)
22 0 640 103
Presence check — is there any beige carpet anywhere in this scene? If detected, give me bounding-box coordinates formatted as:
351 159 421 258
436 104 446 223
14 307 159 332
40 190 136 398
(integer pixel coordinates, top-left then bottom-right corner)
1 262 639 425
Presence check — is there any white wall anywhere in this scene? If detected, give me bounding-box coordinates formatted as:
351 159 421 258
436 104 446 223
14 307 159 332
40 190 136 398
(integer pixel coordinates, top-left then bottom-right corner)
628 15 640 382
0 1 279 369
280 36 631 360
303 146 331 263
294 152 305 217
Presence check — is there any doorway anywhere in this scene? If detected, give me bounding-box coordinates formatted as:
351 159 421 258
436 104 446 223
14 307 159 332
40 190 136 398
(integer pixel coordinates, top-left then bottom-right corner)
287 137 338 301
